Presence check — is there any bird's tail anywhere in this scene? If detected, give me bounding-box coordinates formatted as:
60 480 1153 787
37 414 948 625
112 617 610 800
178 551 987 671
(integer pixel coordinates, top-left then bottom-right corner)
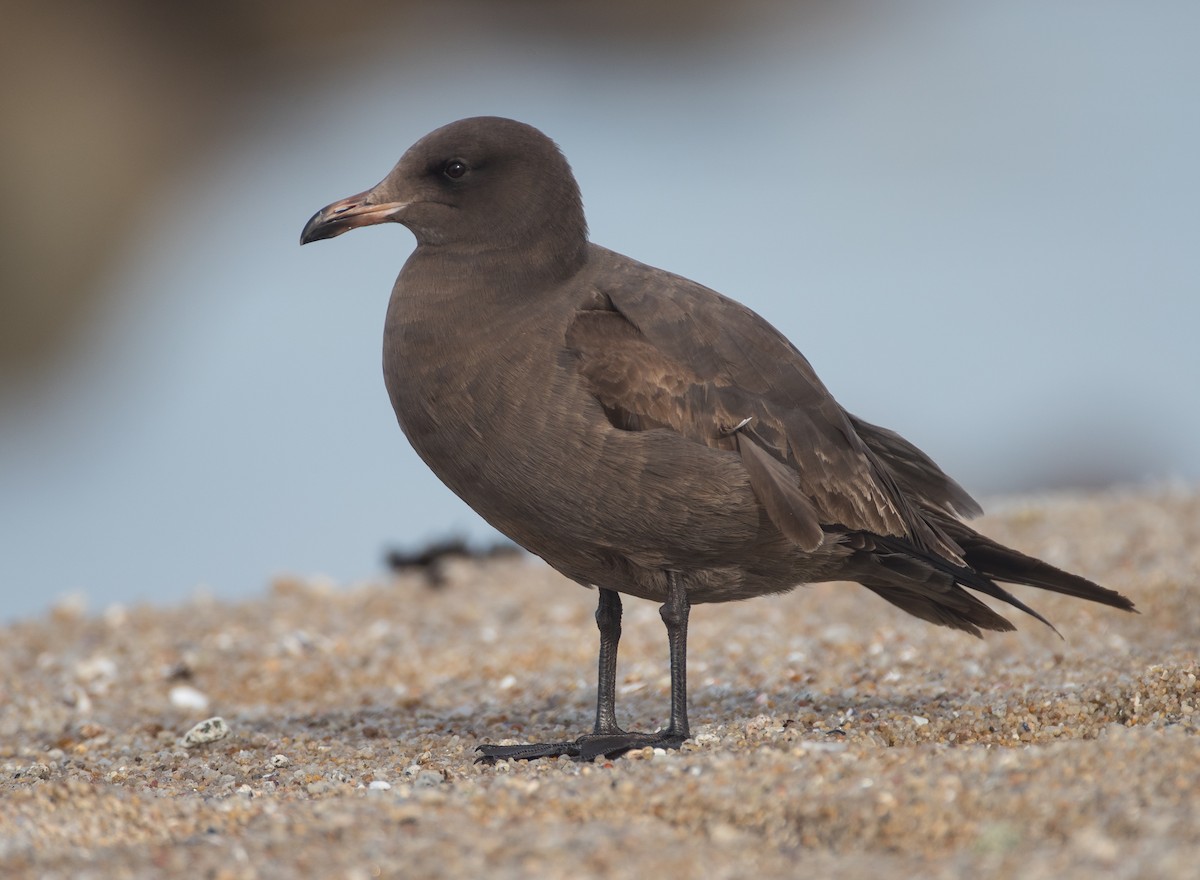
951 522 1135 612
850 518 1135 638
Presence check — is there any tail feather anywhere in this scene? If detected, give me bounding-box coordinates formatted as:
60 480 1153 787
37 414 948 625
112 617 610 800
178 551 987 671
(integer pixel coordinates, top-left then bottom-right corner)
847 523 1135 638
867 533 1061 635
945 520 1137 613
859 582 1015 638
846 418 1137 634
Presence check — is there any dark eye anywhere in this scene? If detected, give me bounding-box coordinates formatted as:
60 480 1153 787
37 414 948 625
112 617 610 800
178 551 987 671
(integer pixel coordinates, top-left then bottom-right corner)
443 159 468 180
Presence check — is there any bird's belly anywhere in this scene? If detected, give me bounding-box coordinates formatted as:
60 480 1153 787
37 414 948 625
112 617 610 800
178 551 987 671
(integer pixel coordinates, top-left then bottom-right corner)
389 351 773 570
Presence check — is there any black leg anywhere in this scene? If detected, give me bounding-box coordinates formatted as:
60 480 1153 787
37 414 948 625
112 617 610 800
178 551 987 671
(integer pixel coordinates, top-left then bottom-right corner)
593 588 624 735
476 574 694 763
659 570 691 743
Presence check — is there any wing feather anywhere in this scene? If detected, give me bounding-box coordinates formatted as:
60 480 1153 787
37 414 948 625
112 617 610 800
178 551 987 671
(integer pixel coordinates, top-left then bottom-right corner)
564 256 967 559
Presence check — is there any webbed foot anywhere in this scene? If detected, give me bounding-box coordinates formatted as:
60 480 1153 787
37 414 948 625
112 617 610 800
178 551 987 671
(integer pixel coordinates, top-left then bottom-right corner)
475 730 687 763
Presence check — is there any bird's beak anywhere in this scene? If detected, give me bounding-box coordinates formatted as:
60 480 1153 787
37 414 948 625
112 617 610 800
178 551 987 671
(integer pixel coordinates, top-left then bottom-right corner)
300 189 409 244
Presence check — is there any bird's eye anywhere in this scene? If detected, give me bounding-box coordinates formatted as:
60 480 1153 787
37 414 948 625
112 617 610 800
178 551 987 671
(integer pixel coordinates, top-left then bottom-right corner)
443 160 468 180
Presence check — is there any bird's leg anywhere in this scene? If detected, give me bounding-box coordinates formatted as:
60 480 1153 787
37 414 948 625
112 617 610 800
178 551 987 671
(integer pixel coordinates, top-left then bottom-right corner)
476 575 693 763
475 588 626 763
659 570 691 744
592 588 624 735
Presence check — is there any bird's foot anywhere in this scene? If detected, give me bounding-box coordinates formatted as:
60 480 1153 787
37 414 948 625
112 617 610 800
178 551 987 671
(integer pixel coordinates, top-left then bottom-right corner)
476 730 687 764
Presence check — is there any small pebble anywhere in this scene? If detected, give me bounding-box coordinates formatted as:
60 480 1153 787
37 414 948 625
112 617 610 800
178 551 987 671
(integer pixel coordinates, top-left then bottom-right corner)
180 717 230 748
75 655 118 686
413 771 444 788
169 684 211 711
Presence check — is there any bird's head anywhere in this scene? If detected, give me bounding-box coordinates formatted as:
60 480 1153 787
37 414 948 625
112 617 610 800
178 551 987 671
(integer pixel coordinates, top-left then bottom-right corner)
300 116 587 261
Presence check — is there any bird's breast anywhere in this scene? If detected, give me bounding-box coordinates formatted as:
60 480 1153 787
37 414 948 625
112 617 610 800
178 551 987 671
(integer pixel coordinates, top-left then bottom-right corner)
382 281 582 533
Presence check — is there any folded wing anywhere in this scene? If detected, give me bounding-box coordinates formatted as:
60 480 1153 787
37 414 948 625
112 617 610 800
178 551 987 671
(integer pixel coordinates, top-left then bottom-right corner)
565 262 964 559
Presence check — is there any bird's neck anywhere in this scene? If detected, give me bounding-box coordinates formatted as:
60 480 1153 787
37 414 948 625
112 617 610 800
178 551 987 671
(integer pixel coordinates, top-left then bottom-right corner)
400 236 588 310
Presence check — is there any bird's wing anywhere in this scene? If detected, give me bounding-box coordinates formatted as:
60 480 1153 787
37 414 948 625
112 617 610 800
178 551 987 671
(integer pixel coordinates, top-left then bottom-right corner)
848 414 983 520
567 253 963 558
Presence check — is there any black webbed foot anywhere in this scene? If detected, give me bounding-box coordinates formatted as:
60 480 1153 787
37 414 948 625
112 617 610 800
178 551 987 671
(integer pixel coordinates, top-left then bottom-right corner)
474 740 580 763
573 731 686 761
475 730 687 764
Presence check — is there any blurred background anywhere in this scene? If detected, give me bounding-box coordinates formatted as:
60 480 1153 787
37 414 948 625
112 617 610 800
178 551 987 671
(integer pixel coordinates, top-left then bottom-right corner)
2 0 1197 621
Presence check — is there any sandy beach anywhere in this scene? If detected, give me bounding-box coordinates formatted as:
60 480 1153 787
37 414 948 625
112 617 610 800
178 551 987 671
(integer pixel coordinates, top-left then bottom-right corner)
2 487 1197 878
